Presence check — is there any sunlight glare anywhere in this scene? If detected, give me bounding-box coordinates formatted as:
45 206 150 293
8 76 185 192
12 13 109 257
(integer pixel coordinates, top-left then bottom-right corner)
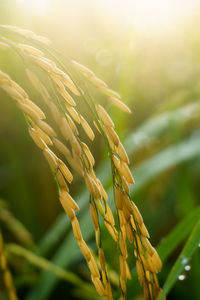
17 0 50 15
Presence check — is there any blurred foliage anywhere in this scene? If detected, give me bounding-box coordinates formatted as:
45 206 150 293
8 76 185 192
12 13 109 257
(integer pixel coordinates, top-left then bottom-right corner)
0 0 200 300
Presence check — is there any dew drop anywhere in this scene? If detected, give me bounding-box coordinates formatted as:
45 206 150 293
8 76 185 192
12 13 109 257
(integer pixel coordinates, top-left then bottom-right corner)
198 243 200 248
181 256 188 265
178 274 186 281
185 265 191 271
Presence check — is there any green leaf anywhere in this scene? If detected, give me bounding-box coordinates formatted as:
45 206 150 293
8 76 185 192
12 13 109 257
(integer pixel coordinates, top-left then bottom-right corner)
157 220 200 300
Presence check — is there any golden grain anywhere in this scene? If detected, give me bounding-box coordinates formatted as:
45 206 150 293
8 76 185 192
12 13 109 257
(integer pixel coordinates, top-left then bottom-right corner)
91 276 105 296
71 216 82 241
65 113 79 135
29 127 46 150
19 43 44 56
77 239 92 261
65 104 81 123
72 60 95 77
109 97 131 114
96 104 114 127
80 115 95 140
53 138 71 158
25 99 46 119
43 148 58 171
59 189 79 210
57 158 73 183
37 119 57 137
105 126 119 145
90 201 99 230
117 142 129 164
88 256 100 278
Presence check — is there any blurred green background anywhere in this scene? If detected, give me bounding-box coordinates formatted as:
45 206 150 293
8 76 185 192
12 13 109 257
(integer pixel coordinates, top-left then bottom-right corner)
0 0 200 299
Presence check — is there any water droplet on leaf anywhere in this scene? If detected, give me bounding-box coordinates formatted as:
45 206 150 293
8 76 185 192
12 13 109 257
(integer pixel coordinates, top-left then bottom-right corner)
178 274 186 281
185 265 191 271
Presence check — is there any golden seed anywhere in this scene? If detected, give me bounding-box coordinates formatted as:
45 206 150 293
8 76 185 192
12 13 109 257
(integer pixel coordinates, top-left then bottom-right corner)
93 120 102 134
24 99 46 119
66 113 79 135
37 119 57 137
125 222 134 243
29 127 46 150
91 276 105 296
53 138 71 159
109 97 131 114
123 193 134 215
61 73 80 96
105 204 115 226
114 186 123 210
135 234 144 255
118 209 126 226
11 80 28 99
57 86 76 106
101 87 121 99
112 155 121 171
85 174 101 198
120 161 135 184
43 148 58 171
18 102 40 121
1 85 24 102
136 260 145 285
65 104 81 124
94 198 105 216
61 117 74 141
34 126 52 145
81 142 95 167
120 276 126 294
99 248 106 270
130 215 136 231
151 248 162 272
105 126 119 145
122 202 131 222
89 76 108 88
125 261 131 279
32 55 53 72
59 189 79 210
88 256 100 278
96 104 114 128
119 255 126 280
117 142 129 164
141 236 154 256
71 217 82 241
77 239 91 261
72 60 95 77
80 116 95 140
18 43 44 56
57 158 73 183
96 179 108 201
121 176 130 193
104 221 118 242
131 202 143 226
56 170 69 190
